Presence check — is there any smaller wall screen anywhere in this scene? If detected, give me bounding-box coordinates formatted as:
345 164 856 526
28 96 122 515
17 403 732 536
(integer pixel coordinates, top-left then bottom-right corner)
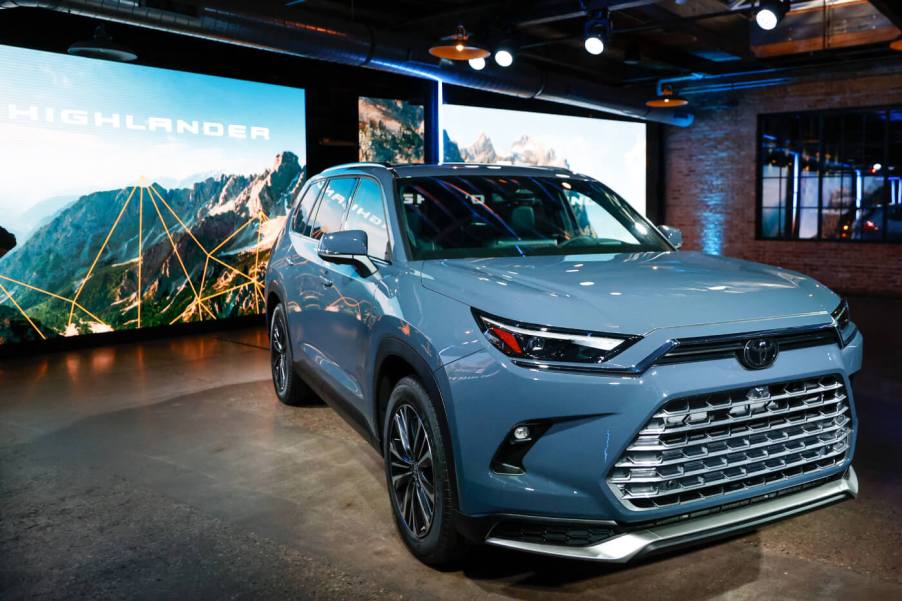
358 97 425 164
441 104 646 213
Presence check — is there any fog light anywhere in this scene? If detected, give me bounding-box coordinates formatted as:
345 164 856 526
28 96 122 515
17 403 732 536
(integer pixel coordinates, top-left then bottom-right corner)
513 426 530 441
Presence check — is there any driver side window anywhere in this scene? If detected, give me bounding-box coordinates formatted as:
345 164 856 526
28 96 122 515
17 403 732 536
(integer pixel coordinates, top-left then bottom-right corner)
343 178 391 261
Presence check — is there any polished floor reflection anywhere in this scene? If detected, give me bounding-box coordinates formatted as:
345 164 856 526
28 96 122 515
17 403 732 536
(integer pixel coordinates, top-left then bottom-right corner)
1 299 901 600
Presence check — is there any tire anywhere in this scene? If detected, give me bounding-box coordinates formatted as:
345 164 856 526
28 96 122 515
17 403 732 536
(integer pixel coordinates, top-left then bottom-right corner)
269 303 318 406
383 376 466 565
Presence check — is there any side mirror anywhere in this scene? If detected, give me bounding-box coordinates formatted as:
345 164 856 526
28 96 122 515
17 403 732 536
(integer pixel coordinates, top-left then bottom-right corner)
659 225 683 249
318 230 377 275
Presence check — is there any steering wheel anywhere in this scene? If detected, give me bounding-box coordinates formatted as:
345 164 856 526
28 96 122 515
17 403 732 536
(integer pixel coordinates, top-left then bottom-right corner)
559 236 596 248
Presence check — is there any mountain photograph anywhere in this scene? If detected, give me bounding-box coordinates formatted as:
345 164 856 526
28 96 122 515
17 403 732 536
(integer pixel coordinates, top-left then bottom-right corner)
0 152 304 345
443 130 571 169
440 103 647 213
359 96 425 164
0 43 309 347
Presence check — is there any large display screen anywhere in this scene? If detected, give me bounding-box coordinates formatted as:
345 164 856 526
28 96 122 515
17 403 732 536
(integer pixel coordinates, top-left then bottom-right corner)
359 96 425 163
442 104 646 213
0 45 306 346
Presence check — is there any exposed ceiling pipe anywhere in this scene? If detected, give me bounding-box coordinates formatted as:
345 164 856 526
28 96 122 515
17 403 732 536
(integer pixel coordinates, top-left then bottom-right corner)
0 0 694 127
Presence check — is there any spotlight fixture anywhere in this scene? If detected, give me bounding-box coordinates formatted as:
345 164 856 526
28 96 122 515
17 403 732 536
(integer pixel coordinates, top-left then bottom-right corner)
646 84 688 108
468 57 486 70
583 8 611 55
67 25 137 62
754 0 789 32
429 25 490 61
494 47 514 68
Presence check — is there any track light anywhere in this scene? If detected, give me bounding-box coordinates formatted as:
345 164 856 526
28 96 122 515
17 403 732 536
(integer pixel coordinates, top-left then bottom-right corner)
583 8 610 55
468 57 486 70
494 47 514 68
584 35 605 55
754 0 789 31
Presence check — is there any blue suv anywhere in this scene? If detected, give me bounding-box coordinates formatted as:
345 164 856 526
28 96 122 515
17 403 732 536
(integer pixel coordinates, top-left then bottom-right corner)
265 163 861 565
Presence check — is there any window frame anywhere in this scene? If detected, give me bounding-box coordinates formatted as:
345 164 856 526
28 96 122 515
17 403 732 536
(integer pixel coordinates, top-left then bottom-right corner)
307 175 360 242
755 104 898 244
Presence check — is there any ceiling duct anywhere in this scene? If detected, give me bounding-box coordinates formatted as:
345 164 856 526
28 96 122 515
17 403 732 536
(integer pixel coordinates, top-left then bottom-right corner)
0 0 693 126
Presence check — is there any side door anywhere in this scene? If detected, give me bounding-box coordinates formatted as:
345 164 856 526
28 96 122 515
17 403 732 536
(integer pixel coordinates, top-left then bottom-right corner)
283 178 325 351
295 176 360 393
315 176 396 417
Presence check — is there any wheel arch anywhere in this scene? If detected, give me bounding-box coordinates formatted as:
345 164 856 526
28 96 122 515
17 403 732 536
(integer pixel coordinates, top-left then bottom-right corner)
373 337 460 509
265 283 285 330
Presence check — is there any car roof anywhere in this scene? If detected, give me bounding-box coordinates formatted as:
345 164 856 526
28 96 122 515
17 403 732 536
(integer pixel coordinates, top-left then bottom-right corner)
316 162 592 180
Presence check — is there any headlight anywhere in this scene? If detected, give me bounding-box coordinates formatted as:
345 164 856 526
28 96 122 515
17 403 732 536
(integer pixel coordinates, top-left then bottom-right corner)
831 298 855 346
472 309 638 365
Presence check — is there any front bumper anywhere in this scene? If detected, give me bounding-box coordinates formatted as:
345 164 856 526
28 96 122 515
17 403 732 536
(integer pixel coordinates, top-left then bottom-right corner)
485 467 858 562
439 319 862 527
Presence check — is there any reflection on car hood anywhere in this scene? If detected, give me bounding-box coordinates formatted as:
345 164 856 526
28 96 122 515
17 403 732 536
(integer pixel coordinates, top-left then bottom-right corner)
420 251 839 335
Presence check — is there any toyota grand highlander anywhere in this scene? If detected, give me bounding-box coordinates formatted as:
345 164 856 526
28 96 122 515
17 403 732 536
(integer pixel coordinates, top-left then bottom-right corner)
265 163 860 565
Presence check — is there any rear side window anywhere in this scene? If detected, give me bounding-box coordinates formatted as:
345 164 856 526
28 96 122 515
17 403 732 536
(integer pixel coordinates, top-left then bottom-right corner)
343 178 391 261
310 177 357 240
291 179 325 236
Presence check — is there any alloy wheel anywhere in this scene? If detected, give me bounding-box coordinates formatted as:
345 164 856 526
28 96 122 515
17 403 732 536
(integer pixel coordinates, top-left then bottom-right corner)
388 403 435 538
271 317 288 395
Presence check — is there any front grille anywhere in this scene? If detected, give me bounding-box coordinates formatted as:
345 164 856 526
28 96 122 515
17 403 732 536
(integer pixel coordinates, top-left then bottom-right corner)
491 520 615 547
655 326 839 366
608 375 852 510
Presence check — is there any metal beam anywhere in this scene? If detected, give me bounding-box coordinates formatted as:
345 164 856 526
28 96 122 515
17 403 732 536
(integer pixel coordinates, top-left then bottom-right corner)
869 0 902 30
514 0 661 29
637 3 755 61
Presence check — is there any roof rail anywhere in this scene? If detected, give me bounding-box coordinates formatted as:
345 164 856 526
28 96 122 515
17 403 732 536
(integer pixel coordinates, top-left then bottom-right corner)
439 162 574 174
320 162 396 174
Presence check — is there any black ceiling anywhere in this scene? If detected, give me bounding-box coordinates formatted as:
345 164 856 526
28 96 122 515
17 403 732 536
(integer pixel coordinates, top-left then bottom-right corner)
2 0 901 99
195 0 902 89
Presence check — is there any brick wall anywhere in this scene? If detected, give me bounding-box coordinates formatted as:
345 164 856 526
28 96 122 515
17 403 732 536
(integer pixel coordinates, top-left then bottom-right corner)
664 64 902 296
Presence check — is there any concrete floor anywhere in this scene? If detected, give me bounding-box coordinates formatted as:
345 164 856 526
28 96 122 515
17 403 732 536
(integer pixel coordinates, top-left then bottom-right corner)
1 297 900 600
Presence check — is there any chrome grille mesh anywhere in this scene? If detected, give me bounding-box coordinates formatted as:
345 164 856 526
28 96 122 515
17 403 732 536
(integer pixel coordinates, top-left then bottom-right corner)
607 375 852 510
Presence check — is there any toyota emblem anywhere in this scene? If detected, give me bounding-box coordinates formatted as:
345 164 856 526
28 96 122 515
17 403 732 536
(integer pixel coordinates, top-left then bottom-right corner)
739 338 779 370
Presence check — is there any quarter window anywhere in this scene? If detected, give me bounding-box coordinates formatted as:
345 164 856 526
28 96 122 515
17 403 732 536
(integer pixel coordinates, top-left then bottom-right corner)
310 177 357 240
291 179 324 236
343 178 391 260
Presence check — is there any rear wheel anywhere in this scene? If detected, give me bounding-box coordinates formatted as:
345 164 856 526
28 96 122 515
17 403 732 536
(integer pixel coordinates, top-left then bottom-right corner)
269 303 317 406
383 376 466 565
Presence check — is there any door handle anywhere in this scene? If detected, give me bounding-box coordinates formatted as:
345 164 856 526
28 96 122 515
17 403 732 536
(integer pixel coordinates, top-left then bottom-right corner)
320 276 333 288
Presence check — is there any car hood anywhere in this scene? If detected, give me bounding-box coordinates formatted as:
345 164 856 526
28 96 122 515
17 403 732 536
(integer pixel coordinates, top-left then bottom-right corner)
420 251 838 335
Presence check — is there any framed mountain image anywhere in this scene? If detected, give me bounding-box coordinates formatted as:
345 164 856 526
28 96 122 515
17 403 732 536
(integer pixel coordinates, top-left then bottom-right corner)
0 45 307 346
358 96 425 164
441 104 646 213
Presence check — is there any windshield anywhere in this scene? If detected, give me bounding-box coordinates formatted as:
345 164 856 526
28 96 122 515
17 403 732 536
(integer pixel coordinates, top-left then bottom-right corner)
398 175 670 260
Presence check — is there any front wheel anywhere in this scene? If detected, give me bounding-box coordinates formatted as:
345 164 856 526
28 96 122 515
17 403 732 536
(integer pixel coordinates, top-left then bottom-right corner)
383 376 466 565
